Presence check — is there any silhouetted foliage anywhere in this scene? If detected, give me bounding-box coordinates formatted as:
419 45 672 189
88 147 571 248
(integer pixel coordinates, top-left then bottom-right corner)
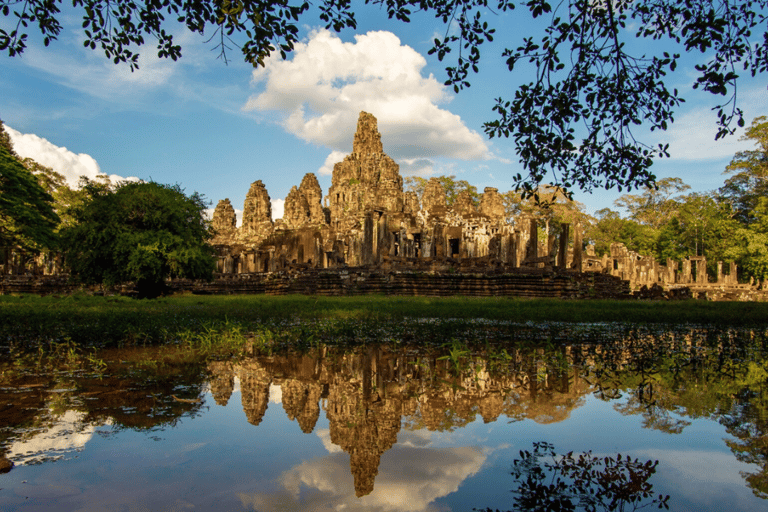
475 441 669 512
3 1 766 196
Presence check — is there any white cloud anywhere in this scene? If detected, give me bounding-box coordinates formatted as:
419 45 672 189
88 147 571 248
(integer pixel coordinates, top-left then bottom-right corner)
238 445 487 512
400 158 437 177
20 42 176 102
8 410 102 465
315 428 343 453
243 29 490 162
317 150 348 176
269 383 283 404
5 126 137 187
660 107 754 161
271 198 285 220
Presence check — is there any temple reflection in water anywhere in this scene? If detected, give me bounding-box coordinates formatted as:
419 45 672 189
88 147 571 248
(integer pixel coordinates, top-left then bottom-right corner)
1 327 766 511
205 329 755 498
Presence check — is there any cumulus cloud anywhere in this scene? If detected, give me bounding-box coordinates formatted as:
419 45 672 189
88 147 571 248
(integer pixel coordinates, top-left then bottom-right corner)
5 126 137 187
317 150 348 176
399 158 437 177
243 29 491 165
271 198 285 220
238 444 487 512
269 383 283 404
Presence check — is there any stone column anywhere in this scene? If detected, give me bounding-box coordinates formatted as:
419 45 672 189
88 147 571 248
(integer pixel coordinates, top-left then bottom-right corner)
696 257 707 284
571 222 583 271
558 223 569 269
682 258 691 284
527 218 538 262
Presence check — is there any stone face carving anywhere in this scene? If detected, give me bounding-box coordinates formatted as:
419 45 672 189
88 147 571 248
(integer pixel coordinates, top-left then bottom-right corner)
240 180 273 240
453 190 477 217
283 173 326 230
421 177 447 214
479 187 505 220
327 112 403 231
211 199 237 241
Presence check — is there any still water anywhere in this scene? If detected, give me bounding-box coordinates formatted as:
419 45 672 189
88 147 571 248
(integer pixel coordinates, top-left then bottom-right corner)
1 324 766 511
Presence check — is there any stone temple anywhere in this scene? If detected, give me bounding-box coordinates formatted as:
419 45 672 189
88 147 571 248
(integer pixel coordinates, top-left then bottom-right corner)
211 111 542 275
3 111 759 299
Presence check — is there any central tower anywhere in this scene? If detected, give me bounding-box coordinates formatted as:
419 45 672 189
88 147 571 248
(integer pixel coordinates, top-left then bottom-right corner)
327 112 404 231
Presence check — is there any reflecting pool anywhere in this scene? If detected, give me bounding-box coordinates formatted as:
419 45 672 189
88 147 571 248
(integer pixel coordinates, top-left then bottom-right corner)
1 324 766 511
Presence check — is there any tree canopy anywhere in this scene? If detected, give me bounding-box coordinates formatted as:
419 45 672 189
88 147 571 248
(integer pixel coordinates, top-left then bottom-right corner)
0 120 59 254
2 0 766 196
720 116 768 224
61 180 216 298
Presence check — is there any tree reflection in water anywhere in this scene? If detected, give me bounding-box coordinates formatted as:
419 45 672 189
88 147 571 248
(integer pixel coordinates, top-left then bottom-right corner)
476 441 669 512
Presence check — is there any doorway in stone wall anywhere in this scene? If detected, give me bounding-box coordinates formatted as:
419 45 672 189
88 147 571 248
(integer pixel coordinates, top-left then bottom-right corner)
449 238 460 258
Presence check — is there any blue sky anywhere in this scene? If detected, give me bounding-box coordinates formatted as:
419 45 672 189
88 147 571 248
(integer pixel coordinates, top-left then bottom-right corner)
1 4 765 221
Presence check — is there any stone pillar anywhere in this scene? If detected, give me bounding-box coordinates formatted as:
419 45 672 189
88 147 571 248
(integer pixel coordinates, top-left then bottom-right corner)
527 218 538 262
682 258 691 284
362 212 374 266
558 223 569 269
729 262 738 285
717 261 724 283
696 257 707 284
571 222 583 271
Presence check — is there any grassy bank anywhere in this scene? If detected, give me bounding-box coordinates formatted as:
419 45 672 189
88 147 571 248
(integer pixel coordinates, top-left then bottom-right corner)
1 293 767 350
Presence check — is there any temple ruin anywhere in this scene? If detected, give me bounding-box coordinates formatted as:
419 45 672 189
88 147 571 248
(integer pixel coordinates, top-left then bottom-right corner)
1 111 764 300
200 111 763 300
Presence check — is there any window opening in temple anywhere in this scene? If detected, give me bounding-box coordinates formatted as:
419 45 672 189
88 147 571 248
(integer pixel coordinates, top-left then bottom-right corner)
263 255 269 273
298 245 304 264
393 232 400 256
449 238 460 258
691 260 698 282
413 233 421 258
613 259 619 270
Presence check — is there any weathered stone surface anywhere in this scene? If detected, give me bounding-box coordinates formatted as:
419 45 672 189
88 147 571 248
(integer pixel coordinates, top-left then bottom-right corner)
327 112 404 233
283 173 326 230
300 173 325 224
454 190 477 216
421 177 447 214
404 191 419 214
240 180 273 240
207 361 234 406
211 199 237 241
479 187 505 220
187 111 760 301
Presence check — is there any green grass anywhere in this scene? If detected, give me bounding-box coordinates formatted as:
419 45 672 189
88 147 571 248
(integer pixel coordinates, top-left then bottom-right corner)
1 293 767 353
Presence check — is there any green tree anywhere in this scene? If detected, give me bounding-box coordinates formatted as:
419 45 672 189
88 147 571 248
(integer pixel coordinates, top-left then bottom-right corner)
586 208 656 257
61 180 216 298
719 116 768 224
723 197 768 282
655 192 738 275
404 175 479 207
504 185 591 239
613 177 690 230
3 1 766 196
0 121 59 257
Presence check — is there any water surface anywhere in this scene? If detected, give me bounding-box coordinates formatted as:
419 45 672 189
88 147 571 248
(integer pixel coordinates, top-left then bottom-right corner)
1 325 766 511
